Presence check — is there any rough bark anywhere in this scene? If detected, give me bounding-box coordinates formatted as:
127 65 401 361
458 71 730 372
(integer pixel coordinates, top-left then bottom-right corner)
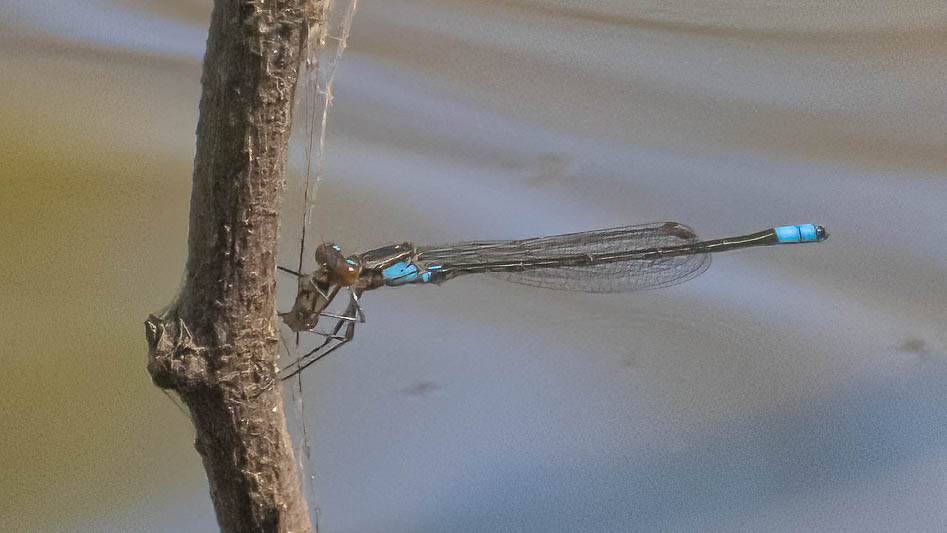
145 1 322 531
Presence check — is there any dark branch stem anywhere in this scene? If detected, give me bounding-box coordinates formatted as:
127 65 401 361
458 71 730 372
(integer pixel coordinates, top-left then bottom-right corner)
145 1 323 532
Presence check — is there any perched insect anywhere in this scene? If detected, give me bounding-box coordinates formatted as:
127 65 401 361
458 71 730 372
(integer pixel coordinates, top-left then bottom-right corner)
278 222 828 380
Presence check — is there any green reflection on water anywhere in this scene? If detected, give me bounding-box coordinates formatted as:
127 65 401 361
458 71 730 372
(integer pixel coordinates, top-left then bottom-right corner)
0 96 206 531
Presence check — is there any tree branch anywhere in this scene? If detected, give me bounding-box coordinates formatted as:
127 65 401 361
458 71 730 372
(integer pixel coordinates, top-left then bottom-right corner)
145 1 322 531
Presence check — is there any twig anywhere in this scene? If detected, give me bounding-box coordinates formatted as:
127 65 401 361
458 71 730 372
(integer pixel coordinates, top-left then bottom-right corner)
145 2 324 531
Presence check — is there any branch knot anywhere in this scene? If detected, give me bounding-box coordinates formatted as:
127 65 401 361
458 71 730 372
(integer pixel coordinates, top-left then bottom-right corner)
145 314 214 391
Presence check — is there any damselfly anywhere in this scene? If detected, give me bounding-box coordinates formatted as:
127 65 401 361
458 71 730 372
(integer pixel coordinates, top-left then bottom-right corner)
278 222 827 379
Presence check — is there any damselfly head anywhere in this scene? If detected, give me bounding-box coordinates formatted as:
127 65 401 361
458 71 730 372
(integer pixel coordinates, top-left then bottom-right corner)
336 255 362 286
314 243 362 286
314 243 339 267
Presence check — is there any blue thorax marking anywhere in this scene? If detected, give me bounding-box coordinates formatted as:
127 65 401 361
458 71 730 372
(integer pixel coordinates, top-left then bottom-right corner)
381 261 441 286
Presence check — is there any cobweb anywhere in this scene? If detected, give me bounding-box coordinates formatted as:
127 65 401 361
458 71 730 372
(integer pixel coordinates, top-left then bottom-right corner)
279 0 359 530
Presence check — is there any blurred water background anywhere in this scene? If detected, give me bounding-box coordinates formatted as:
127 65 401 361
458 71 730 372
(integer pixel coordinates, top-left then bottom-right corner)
2 1 946 531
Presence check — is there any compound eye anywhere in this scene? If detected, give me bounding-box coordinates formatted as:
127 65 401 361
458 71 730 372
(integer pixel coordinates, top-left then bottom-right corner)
314 243 361 286
335 256 361 286
314 243 337 266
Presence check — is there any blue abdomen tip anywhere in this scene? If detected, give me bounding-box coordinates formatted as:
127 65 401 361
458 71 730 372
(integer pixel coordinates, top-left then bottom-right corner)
775 224 819 243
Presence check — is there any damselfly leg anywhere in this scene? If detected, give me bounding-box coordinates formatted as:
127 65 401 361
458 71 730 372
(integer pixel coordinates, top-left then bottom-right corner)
280 287 363 380
316 288 366 323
